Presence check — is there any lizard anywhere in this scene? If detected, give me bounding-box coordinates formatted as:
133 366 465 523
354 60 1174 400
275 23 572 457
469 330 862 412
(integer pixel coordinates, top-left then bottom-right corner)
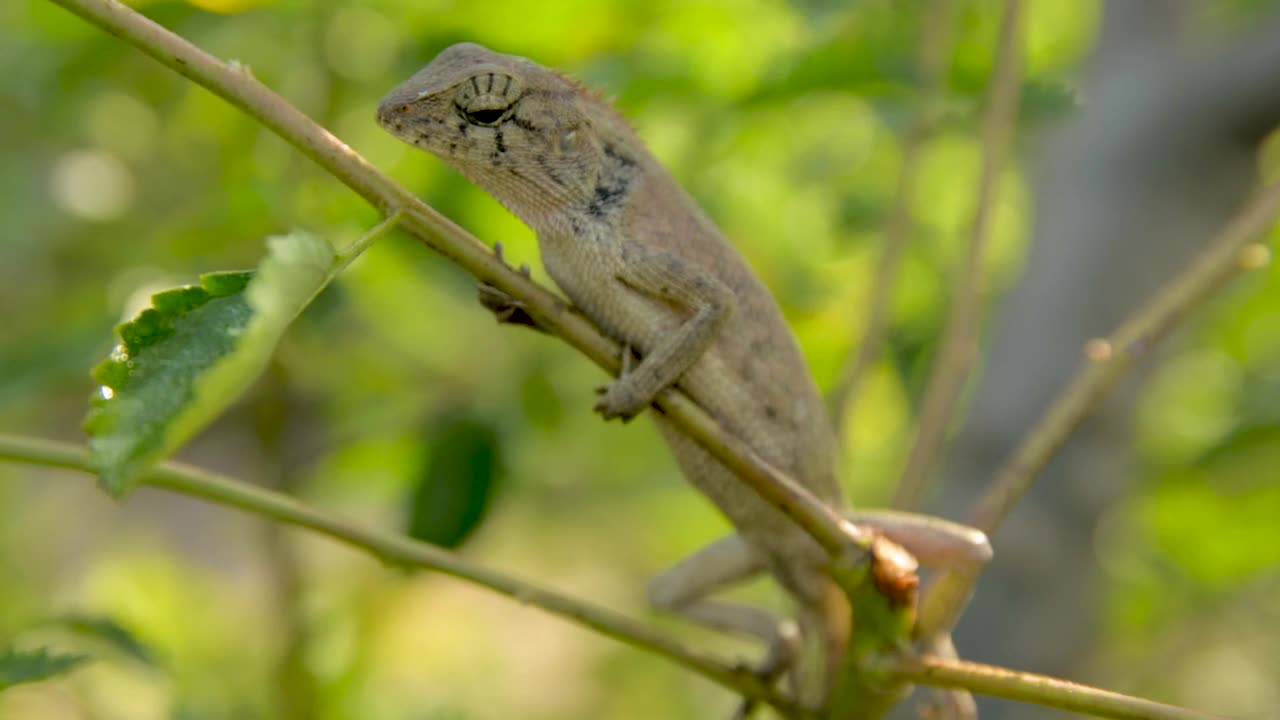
376 42 992 711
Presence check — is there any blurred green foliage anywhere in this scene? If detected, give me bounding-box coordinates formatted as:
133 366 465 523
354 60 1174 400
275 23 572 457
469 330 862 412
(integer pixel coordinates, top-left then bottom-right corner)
0 649 90 691
404 418 502 549
0 1 1277 719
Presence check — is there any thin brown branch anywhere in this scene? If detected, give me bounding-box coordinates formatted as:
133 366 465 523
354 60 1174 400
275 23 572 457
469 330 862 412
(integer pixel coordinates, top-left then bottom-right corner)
43 0 867 564
1 432 1229 719
918 181 1280 642
894 0 1026 510
830 0 958 437
970 195 1280 534
875 653 1226 720
0 433 810 719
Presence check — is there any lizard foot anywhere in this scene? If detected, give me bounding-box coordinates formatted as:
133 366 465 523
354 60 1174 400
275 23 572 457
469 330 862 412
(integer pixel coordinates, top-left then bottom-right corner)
730 620 801 720
477 242 543 331
593 344 650 422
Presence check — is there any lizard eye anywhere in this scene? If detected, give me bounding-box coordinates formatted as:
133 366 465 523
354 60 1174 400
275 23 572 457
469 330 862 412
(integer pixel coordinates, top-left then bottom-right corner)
458 71 521 127
464 106 508 126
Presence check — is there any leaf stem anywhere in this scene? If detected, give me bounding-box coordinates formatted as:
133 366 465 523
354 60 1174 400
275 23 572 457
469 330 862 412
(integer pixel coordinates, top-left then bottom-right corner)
0 433 808 719
334 209 403 270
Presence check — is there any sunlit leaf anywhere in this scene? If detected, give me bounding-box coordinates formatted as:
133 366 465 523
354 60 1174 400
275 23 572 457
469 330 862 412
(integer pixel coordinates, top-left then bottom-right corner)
85 232 337 496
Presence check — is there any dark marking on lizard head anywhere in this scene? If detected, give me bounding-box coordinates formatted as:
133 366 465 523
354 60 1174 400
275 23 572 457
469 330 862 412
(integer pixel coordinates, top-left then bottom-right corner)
376 42 637 228
603 142 637 168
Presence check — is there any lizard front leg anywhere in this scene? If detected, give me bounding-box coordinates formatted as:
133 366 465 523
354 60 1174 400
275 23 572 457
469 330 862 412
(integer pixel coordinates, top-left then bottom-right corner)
594 241 736 420
476 242 548 331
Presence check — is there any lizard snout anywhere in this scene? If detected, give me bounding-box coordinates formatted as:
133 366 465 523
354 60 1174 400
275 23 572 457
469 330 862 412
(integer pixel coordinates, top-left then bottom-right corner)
374 98 409 130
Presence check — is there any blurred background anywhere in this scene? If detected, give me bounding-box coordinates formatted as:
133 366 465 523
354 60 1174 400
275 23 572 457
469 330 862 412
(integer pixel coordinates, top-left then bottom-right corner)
2 0 1278 718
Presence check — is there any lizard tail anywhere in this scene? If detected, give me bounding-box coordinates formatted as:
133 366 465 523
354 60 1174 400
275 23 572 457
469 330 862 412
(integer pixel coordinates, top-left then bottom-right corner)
794 581 851 707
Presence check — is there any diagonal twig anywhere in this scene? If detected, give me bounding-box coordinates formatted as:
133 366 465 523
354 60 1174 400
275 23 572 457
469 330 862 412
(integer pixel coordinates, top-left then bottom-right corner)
918 180 1280 642
829 0 959 437
894 0 1026 510
0 433 811 718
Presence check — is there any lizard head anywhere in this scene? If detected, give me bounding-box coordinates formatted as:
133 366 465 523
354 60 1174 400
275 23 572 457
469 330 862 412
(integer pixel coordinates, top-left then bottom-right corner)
377 43 614 225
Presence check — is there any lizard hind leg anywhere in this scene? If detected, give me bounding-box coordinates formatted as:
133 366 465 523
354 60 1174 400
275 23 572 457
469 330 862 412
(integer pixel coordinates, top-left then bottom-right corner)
647 533 802 715
846 509 990 720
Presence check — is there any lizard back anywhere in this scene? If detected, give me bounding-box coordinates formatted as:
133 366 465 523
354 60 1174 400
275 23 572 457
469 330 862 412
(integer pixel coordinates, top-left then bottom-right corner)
378 42 847 693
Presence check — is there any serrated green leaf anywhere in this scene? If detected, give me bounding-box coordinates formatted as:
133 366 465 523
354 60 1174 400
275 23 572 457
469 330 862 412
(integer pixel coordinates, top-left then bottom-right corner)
0 647 91 691
85 232 338 496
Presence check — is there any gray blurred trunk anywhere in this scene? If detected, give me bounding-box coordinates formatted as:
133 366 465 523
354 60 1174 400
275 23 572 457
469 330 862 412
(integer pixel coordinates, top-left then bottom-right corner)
920 2 1280 717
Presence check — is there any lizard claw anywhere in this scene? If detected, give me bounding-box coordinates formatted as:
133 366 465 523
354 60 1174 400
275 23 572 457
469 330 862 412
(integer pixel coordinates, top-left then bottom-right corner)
479 242 542 330
593 382 644 422
477 282 541 329
593 344 650 422
492 242 531 278
730 620 800 720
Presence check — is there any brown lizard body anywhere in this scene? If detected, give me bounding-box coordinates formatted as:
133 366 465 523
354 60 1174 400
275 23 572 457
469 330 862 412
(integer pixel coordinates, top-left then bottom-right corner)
377 43 989 709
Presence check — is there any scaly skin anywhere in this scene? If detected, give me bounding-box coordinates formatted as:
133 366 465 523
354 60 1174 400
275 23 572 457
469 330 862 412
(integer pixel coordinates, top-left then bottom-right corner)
377 42 851 704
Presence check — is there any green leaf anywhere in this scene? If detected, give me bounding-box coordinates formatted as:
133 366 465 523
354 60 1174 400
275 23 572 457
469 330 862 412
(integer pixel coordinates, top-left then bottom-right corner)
405 419 503 549
0 647 91 691
85 232 338 496
60 616 156 667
